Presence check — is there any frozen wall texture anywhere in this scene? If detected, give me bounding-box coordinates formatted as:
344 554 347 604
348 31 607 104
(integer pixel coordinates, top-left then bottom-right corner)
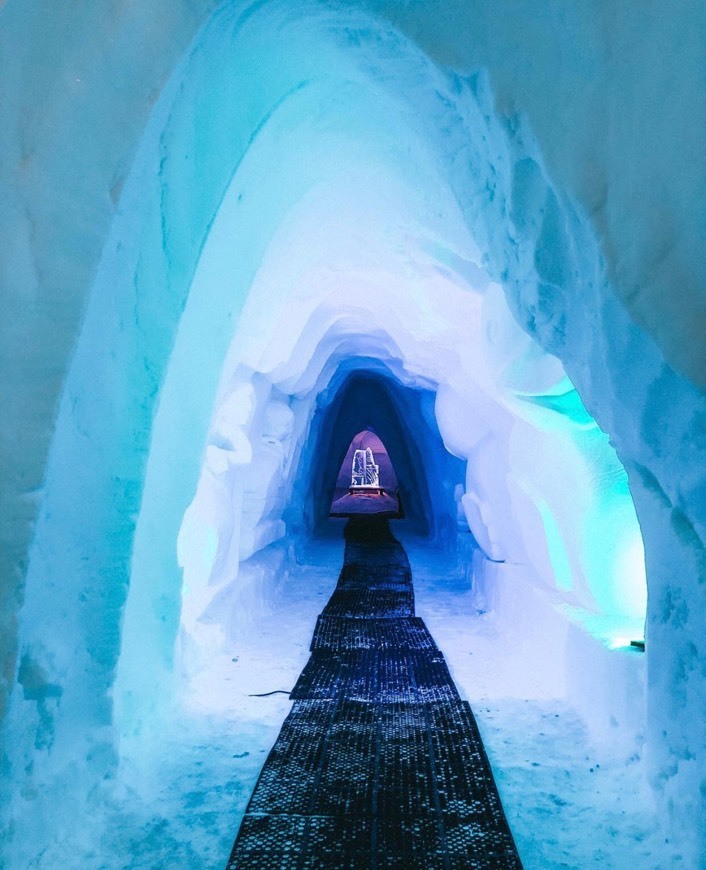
1 0 704 865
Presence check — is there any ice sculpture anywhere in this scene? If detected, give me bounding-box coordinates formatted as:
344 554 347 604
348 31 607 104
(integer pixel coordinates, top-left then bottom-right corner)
351 447 380 489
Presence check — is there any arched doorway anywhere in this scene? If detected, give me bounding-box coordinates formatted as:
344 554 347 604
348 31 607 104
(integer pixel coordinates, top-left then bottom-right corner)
330 429 401 517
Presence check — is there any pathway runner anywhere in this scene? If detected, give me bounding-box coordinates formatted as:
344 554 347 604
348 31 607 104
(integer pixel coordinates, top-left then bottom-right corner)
226 516 522 868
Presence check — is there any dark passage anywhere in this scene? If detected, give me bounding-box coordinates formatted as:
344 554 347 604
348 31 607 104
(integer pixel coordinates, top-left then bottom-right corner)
227 517 522 868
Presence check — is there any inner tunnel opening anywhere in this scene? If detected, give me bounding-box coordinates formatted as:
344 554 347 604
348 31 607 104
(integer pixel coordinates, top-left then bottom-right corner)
302 367 463 540
330 429 400 517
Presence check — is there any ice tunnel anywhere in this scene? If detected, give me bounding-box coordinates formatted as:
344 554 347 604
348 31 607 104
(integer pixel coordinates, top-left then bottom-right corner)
313 368 460 532
2 0 706 867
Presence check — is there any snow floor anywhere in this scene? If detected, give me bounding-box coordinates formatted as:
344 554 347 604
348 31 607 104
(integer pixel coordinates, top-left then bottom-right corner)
95 539 341 870
403 534 681 869
88 531 678 869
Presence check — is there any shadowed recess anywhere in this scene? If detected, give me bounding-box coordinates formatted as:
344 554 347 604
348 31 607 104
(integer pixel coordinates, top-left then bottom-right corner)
298 362 464 539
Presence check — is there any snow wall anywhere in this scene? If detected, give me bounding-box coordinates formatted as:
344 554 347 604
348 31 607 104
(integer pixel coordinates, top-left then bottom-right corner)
1 0 705 864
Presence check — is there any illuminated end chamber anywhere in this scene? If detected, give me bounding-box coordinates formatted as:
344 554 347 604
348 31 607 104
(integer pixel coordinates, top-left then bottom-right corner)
331 429 401 517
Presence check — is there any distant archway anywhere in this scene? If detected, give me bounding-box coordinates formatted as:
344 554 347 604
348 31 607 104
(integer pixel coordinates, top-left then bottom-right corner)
330 429 401 517
296 364 464 540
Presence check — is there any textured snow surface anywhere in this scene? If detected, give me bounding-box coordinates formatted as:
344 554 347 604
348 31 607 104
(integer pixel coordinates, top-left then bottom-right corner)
407 538 677 869
7 539 672 868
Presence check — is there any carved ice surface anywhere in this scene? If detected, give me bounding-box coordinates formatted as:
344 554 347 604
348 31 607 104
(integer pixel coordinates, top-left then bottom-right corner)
3 0 704 867
351 447 380 488
364 448 379 487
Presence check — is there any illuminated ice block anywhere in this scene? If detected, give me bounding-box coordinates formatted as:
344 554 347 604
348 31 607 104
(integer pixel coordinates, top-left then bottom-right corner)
351 447 380 488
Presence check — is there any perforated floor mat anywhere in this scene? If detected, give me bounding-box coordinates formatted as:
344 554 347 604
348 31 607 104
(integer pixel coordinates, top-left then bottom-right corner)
226 518 522 869
311 615 438 653
338 562 412 588
322 586 415 619
290 649 459 703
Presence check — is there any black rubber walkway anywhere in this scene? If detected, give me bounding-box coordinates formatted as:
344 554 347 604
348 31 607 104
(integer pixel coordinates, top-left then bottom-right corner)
226 517 522 868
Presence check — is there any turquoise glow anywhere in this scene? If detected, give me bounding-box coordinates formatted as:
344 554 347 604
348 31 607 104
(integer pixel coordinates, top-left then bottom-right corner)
517 384 596 429
536 498 574 592
514 379 647 621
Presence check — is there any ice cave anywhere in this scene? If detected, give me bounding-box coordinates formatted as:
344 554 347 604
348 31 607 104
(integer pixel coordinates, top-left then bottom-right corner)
1 1 705 867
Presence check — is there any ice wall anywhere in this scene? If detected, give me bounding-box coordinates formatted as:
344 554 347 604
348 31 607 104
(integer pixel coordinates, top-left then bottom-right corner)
160 127 644 685
1 0 704 864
